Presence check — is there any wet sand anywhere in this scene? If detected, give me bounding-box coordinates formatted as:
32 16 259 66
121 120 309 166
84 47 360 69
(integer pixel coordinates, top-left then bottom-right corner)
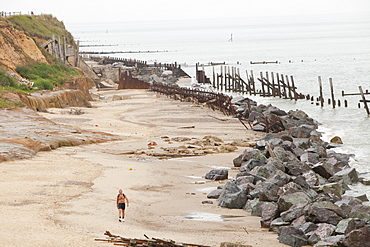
0 89 287 246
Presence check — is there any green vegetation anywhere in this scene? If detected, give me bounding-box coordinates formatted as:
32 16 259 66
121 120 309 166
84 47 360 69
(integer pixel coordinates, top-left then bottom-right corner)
6 14 75 45
0 97 25 108
16 63 80 90
0 71 17 88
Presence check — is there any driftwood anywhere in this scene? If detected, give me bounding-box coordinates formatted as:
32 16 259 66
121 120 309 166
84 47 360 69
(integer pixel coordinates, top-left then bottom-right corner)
95 231 210 247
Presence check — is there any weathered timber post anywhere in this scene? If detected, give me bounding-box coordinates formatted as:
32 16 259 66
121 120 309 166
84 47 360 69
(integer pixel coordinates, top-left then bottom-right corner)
227 66 231 90
250 70 256 95
359 86 370 115
286 75 293 100
260 72 265 97
281 74 287 98
63 36 67 63
75 40 80 67
265 71 271 96
329 78 335 109
58 36 62 60
271 72 276 96
318 76 324 107
212 66 215 88
51 33 55 56
291 75 297 101
276 73 281 98
220 66 224 91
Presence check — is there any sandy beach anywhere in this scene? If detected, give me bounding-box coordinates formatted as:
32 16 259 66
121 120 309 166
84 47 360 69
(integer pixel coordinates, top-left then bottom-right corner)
0 89 287 246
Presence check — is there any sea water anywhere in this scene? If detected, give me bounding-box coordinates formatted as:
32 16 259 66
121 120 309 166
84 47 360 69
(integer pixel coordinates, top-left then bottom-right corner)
67 14 370 196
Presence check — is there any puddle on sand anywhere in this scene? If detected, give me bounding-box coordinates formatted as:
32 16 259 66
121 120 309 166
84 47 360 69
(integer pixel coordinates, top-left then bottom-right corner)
183 212 247 222
185 175 203 179
196 187 216 193
207 165 230 170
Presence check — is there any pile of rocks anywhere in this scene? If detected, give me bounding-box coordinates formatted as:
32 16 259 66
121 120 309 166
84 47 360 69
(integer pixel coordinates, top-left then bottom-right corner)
206 97 370 247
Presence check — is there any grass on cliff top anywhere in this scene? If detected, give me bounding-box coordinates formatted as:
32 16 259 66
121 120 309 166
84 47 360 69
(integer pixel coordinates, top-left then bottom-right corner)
6 14 75 45
16 63 80 90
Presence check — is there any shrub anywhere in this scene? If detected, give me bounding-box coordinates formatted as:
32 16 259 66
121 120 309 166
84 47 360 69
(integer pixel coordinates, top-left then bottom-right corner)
0 72 17 87
16 63 79 90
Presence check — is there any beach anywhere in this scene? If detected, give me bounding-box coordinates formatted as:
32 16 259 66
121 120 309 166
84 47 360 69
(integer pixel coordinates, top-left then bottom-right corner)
0 89 287 246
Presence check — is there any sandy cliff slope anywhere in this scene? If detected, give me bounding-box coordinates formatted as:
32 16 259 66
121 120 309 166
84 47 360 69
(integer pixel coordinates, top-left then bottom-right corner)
0 25 47 72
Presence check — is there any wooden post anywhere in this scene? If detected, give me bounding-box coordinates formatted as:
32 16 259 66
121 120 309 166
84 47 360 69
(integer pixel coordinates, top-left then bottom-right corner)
75 40 80 67
220 66 224 91
227 66 231 90
58 36 62 59
51 33 55 56
276 73 281 98
359 86 370 115
260 72 265 97
281 74 287 98
237 68 241 92
329 78 335 109
286 75 293 100
63 36 67 63
265 71 271 96
246 70 250 94
318 76 324 107
271 72 275 96
212 66 215 88
290 75 297 101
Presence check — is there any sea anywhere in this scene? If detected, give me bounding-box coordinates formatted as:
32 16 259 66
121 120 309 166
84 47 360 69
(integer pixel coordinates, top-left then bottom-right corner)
67 14 370 197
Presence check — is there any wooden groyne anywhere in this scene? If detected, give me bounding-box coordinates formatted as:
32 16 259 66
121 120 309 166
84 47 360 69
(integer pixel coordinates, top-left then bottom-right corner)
196 63 305 100
88 55 190 78
196 65 370 116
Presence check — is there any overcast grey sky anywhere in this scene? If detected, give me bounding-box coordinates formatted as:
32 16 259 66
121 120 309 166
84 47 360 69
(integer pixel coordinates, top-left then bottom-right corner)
2 0 370 25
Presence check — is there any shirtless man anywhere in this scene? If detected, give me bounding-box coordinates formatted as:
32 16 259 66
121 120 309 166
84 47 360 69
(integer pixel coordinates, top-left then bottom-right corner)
116 189 129 222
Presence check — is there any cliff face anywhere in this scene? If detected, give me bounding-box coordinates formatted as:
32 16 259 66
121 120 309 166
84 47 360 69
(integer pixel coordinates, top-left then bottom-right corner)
0 25 47 72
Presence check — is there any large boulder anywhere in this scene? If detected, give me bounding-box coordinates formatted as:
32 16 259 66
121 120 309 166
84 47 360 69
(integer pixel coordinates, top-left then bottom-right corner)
302 170 320 187
278 191 312 212
278 226 308 247
335 196 363 217
308 223 336 245
266 169 292 187
280 201 310 222
258 181 280 202
218 181 247 209
308 201 344 225
239 159 266 172
260 202 279 228
207 189 223 199
314 235 345 247
265 157 285 172
233 149 262 167
286 161 311 176
300 152 320 164
335 218 366 235
288 126 313 138
205 169 228 180
329 168 359 185
312 162 335 179
235 176 255 185
273 146 299 163
269 218 291 233
343 226 370 247
348 205 370 222
299 222 319 234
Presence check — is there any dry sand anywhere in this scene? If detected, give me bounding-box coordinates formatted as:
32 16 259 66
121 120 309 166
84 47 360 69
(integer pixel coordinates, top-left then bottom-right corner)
0 89 287 246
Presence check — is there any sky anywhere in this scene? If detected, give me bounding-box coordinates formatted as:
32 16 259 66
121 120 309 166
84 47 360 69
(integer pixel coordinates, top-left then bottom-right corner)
2 0 370 26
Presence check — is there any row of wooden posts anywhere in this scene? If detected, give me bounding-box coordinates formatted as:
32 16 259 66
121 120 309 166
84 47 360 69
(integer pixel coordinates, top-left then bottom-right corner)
196 63 305 101
43 33 75 65
196 64 370 115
